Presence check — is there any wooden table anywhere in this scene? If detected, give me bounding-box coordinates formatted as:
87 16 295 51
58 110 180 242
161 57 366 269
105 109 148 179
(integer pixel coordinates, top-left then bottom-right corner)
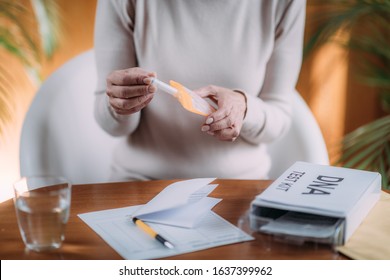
0 179 347 260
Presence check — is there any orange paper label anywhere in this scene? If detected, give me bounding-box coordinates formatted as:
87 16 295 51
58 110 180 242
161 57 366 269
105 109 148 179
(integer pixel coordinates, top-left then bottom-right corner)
169 80 208 116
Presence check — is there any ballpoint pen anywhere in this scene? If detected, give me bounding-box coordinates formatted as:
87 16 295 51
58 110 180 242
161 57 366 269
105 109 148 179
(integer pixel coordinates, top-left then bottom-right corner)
132 217 175 249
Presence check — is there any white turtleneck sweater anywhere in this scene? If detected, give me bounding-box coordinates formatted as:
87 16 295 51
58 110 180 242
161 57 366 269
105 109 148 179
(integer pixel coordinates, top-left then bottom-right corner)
94 0 306 180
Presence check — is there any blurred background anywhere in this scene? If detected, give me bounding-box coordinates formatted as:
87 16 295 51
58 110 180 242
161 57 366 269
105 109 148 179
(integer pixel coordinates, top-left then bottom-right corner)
0 0 388 202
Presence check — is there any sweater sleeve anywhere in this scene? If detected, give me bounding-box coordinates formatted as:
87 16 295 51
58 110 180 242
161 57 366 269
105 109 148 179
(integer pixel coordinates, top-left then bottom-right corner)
93 0 140 137
240 0 306 145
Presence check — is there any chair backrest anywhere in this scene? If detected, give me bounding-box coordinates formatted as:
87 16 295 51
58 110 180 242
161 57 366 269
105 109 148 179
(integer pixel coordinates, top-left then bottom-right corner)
267 92 329 179
20 49 329 183
20 50 120 184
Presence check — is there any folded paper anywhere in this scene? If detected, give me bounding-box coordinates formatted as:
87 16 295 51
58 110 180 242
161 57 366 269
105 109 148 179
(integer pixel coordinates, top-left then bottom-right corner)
131 178 221 228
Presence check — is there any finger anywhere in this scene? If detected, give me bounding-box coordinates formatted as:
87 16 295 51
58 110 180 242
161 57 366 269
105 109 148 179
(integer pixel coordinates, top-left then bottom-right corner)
193 88 209 98
209 117 235 131
107 68 156 86
213 128 240 142
126 97 154 115
110 96 152 115
201 116 234 134
193 85 219 99
113 98 153 115
205 104 232 126
107 84 157 99
109 94 153 111
202 112 226 133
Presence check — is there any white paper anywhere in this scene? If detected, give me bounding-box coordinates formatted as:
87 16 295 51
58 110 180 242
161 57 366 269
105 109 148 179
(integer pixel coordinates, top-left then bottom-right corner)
132 178 220 228
138 196 222 228
78 205 254 260
253 161 381 216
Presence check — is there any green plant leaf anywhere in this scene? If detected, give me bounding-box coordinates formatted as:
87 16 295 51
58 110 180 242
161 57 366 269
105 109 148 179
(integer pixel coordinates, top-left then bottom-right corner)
0 0 61 136
0 27 32 65
378 147 390 189
304 0 375 57
341 126 389 147
341 140 384 168
0 0 40 64
340 117 390 147
335 116 390 188
380 93 390 113
31 0 61 58
0 66 13 135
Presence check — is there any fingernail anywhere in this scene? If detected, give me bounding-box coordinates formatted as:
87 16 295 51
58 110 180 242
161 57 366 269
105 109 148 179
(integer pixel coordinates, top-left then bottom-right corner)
201 125 210 132
207 131 215 136
143 77 153 84
206 118 213 125
148 85 157 93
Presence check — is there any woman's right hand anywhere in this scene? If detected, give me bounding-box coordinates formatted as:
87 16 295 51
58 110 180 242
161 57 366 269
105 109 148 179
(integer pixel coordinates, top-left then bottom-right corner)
106 67 157 115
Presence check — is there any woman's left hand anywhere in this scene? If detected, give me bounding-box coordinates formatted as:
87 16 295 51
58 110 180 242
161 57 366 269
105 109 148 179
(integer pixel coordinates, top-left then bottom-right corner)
194 85 247 142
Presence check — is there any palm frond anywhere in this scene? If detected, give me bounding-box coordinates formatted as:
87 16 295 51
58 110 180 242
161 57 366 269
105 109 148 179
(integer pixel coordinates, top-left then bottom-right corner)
0 26 32 65
0 0 61 135
307 0 390 189
380 93 390 113
305 0 375 57
31 0 61 58
305 0 390 57
0 65 14 135
0 0 40 65
336 116 390 189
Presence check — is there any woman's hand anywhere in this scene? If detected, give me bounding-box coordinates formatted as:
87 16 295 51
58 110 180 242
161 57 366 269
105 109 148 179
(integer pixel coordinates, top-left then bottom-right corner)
106 67 156 115
194 85 247 142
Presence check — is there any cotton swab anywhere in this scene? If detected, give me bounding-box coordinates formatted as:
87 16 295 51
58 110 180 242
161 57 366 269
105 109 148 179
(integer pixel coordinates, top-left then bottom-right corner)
150 78 216 116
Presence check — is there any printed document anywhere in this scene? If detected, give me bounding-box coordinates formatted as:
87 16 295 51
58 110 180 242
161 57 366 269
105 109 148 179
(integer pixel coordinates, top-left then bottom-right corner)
78 205 253 259
78 178 253 259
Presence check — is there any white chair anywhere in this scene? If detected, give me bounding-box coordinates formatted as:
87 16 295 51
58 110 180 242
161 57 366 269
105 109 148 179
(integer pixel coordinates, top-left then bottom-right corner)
267 92 329 179
20 50 120 184
20 50 329 183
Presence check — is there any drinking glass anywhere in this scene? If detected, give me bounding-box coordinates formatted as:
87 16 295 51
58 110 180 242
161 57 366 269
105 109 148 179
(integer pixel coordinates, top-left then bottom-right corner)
13 176 72 252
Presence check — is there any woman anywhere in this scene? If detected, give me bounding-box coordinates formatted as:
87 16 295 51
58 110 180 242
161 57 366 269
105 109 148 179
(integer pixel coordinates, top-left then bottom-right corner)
94 0 306 181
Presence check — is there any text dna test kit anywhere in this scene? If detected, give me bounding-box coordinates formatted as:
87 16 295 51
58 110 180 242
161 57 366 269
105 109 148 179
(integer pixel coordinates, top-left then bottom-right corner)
250 161 381 245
